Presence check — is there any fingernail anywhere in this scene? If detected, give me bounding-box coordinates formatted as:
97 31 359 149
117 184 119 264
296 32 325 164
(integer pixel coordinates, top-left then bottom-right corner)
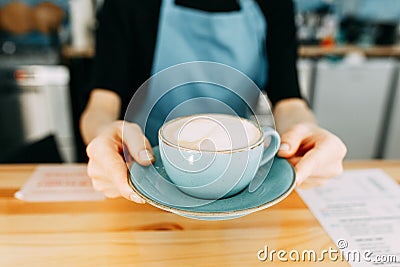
139 149 154 161
279 143 290 151
130 193 145 204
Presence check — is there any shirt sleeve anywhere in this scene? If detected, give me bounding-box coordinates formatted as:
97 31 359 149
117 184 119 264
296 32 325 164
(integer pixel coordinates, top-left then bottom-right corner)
91 0 133 99
257 0 303 106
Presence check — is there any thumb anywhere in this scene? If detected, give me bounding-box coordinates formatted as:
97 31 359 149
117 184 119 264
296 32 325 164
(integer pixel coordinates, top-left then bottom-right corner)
277 124 312 158
121 122 155 166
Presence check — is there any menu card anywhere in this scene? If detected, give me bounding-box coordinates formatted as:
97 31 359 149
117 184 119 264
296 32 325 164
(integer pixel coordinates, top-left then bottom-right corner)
15 165 105 202
298 169 400 267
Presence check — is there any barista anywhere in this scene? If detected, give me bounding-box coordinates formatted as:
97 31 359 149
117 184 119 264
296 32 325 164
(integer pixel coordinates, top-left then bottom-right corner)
81 0 347 202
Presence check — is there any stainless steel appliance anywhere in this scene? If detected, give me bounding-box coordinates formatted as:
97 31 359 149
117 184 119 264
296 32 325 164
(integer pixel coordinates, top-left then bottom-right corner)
384 69 400 159
0 64 76 162
297 59 314 103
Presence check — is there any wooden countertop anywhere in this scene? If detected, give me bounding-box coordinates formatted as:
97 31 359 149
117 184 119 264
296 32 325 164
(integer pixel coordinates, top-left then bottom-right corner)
299 45 400 58
62 45 400 59
1 161 399 266
62 46 94 59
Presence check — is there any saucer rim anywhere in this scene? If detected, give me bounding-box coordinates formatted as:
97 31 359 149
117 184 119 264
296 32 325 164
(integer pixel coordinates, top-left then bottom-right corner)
128 148 296 218
129 177 295 218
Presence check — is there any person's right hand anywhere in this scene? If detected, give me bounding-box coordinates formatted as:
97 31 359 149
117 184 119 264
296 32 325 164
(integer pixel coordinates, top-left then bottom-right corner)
86 121 155 203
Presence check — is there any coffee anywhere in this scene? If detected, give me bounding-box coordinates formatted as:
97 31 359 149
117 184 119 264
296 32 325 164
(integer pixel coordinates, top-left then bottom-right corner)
161 114 261 151
158 113 281 199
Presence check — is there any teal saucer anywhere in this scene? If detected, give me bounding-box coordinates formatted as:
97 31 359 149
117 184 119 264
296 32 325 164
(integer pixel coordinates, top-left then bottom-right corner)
129 146 296 220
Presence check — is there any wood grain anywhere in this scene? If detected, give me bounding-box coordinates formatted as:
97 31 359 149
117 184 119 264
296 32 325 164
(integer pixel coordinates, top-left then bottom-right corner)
0 161 399 266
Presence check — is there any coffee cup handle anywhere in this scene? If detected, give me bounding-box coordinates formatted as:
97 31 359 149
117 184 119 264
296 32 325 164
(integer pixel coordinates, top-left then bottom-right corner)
248 126 281 193
259 126 281 166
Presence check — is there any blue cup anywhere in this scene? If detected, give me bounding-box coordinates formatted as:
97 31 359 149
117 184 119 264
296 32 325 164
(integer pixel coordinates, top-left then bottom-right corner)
158 114 280 199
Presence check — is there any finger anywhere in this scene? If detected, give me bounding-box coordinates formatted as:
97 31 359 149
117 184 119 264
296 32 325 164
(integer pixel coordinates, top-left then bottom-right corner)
278 124 313 158
286 156 302 166
298 180 324 190
123 143 135 164
103 189 122 198
87 160 114 182
293 148 320 185
294 140 345 186
107 154 146 203
121 122 155 166
87 137 146 204
298 177 330 189
91 179 115 192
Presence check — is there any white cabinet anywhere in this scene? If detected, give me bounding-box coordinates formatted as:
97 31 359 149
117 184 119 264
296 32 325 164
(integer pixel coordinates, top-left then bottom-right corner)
384 71 400 159
16 66 76 162
297 59 314 103
312 59 396 159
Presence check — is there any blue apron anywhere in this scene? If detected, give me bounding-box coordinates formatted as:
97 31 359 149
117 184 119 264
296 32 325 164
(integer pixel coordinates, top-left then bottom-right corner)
129 0 268 145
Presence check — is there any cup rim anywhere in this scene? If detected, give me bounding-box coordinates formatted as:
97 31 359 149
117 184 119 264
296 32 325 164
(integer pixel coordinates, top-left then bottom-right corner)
158 113 266 153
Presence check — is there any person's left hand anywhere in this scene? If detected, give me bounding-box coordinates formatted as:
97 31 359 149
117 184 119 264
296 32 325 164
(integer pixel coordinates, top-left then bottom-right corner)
277 122 347 188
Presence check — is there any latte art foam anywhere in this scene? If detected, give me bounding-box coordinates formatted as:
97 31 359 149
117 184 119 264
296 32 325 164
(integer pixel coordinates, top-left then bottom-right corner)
161 114 262 151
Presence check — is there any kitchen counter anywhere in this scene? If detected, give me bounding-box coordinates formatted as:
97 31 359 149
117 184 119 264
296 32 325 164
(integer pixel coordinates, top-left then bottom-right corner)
299 45 400 58
62 45 94 59
61 45 400 59
1 161 399 266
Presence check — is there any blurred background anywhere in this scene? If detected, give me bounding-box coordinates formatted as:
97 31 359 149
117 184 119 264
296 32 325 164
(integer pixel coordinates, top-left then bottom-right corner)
0 0 399 164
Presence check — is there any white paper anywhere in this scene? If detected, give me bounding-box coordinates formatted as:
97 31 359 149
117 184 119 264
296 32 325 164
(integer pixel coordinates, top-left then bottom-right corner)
297 169 400 267
15 165 105 202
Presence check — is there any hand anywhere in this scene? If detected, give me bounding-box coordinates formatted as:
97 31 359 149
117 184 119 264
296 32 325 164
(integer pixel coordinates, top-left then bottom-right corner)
277 123 347 188
86 121 155 203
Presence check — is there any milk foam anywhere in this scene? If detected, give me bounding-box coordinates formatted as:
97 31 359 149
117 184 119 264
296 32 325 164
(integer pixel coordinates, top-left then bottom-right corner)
162 114 261 151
